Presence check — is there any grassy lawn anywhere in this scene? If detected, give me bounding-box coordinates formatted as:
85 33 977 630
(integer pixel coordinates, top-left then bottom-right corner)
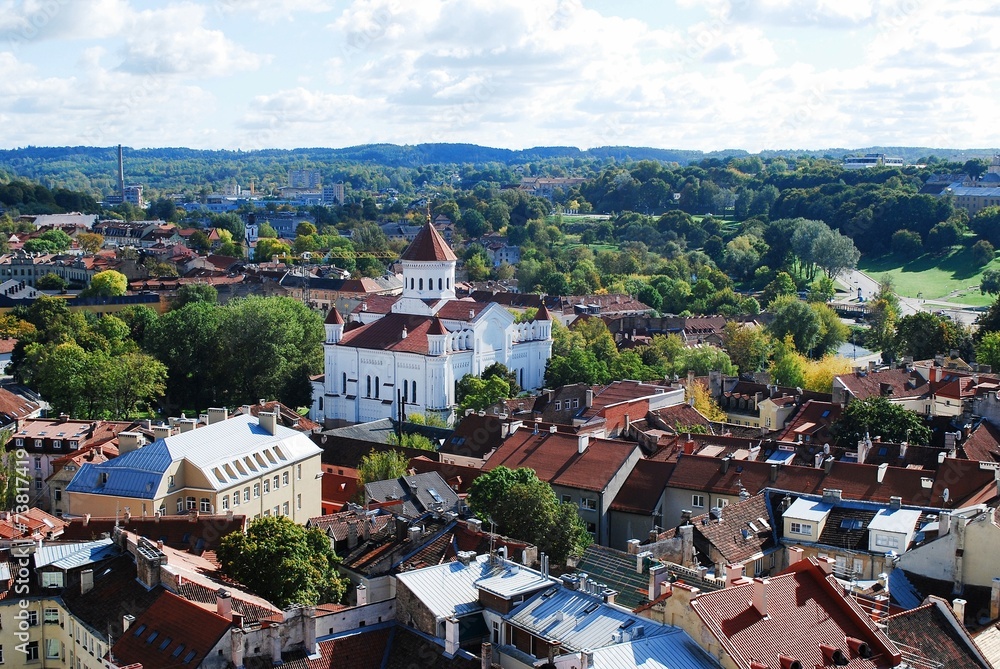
859 246 1000 307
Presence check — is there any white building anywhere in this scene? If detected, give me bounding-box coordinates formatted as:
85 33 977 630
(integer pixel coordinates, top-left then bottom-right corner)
320 222 552 425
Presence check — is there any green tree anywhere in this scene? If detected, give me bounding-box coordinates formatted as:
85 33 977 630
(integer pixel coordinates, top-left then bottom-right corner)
81 270 127 297
971 206 1000 246
357 450 409 487
36 273 68 291
976 331 1000 370
722 322 771 374
258 222 278 238
460 209 489 238
172 283 218 308
891 229 923 256
832 395 931 447
812 228 860 278
456 374 511 413
143 301 222 411
255 237 291 262
387 431 436 451
808 276 837 303
465 253 490 282
768 295 821 355
296 221 318 237
545 348 610 387
760 271 796 306
982 269 1000 295
769 335 806 387
813 303 849 358
217 516 347 608
895 311 960 360
973 240 995 267
76 232 104 254
23 229 72 254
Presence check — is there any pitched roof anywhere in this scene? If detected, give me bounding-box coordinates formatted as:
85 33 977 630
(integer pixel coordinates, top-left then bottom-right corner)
835 367 928 401
691 559 901 669
609 459 675 514
364 471 461 519
485 429 640 492
962 419 1000 463
0 385 39 423
777 400 841 444
534 302 551 321
110 591 232 668
442 413 504 458
324 307 345 325
62 552 165 641
62 514 245 553
399 222 457 262
572 544 656 609
338 312 438 353
886 597 990 669
692 493 777 565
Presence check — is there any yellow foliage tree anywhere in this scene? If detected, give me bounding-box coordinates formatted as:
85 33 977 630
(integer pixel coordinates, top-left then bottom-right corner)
802 355 853 393
687 380 727 422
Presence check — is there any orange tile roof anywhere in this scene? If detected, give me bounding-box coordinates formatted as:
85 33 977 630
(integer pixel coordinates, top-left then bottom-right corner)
399 222 457 262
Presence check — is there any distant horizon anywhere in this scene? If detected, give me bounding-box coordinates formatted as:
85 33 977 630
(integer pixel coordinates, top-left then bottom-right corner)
2 2 997 151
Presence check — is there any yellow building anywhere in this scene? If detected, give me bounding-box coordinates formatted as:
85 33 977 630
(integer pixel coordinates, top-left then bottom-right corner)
65 411 323 523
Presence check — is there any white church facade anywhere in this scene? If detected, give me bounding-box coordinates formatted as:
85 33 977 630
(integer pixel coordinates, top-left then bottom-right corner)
314 222 552 426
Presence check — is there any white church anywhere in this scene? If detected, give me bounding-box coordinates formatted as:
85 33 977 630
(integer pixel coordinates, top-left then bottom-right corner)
314 222 552 426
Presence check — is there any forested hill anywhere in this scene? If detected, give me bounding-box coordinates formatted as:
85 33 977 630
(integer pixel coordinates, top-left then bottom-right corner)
0 143 994 198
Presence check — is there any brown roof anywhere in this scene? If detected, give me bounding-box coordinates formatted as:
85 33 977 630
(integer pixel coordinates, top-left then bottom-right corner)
62 514 245 552
609 459 675 514
427 317 447 335
963 420 1000 463
534 302 551 321
885 598 989 669
325 307 344 325
484 428 640 492
777 400 841 444
692 492 776 565
338 313 438 354
835 367 928 401
111 591 231 668
350 294 400 315
433 299 490 321
399 222 457 262
0 386 39 423
691 558 901 669
233 400 321 432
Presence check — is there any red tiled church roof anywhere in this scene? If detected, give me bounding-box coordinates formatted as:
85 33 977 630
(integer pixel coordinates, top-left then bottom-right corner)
399 222 457 262
325 307 345 325
338 313 438 354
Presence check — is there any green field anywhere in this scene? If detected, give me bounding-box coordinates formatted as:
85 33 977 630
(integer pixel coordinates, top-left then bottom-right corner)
859 246 1000 307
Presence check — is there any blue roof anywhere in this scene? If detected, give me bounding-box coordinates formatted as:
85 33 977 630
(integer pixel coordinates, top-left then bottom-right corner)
65 442 172 499
35 538 116 570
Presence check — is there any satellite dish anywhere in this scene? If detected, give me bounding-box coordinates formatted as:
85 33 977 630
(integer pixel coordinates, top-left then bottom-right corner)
943 488 950 504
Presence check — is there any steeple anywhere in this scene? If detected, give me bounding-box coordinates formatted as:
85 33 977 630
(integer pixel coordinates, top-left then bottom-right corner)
398 221 458 306
325 307 344 343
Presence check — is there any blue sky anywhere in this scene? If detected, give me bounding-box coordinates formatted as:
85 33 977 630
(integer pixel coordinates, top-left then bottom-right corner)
0 0 997 152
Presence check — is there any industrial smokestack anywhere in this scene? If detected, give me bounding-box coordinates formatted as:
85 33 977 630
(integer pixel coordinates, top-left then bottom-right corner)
117 144 125 199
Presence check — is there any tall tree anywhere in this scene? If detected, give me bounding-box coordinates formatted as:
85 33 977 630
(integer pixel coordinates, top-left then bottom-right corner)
357 450 409 487
832 396 931 447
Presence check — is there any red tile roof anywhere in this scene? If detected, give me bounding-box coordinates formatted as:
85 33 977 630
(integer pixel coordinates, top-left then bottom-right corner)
691 493 776 565
777 400 841 444
399 222 457 262
325 307 344 325
835 368 928 401
433 299 490 321
885 598 988 669
610 459 675 514
962 420 1000 463
666 454 997 508
111 591 232 668
691 559 902 669
338 313 437 353
350 294 400 315
484 428 640 492
62 514 245 552
427 317 447 335
534 302 551 321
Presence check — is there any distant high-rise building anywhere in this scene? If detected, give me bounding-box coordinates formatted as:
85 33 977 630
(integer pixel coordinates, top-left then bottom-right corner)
288 169 322 189
124 185 144 208
322 183 345 205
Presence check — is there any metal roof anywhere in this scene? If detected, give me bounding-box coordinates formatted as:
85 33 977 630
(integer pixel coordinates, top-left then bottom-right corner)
395 555 556 620
35 538 116 570
65 442 172 499
868 507 922 535
507 587 669 653
590 630 721 669
784 497 832 523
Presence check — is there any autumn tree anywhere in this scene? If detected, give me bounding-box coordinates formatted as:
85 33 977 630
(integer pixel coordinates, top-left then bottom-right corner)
357 450 409 487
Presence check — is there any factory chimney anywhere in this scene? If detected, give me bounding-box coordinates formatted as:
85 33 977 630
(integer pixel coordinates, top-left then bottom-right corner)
117 144 125 199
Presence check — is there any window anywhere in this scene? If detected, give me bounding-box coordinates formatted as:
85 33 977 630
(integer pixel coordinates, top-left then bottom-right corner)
581 498 597 510
263 509 270 517
24 641 38 661
375 376 380 399
263 479 270 494
366 376 372 398
282 472 289 486
297 464 302 480
717 499 728 508
177 498 185 513
33 457 41 470
43 608 58 623
45 638 59 659
561 494 572 503
221 495 229 511
27 610 38 626
244 487 250 502
53 440 61 450
342 372 347 394
232 491 240 506
41 572 63 588
297 493 301 509
273 475 280 490
273 505 280 516
34 439 42 449
411 380 417 404
167 475 174 488
419 278 423 290
253 483 260 498
70 440 78 448
283 502 289 516
35 477 41 490
14 438 22 448
438 278 442 290
54 488 61 502
572 398 579 409
186 496 196 510
875 534 900 549
555 400 562 411
586 522 597 537
790 522 813 536
692 494 705 508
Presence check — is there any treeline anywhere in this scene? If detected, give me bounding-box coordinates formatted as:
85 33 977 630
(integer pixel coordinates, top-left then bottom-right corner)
0 179 100 215
8 288 323 419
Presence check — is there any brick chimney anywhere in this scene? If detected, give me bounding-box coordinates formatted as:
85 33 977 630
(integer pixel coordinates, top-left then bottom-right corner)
216 589 232 619
231 628 245 669
207 407 228 425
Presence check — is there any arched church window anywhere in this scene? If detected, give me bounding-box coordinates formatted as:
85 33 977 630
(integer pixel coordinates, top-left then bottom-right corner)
342 372 347 394
438 278 442 290
375 376 380 399
411 380 417 404
366 376 372 397
419 278 424 290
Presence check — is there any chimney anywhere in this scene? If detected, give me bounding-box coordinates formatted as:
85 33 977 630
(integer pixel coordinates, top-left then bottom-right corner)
889 496 902 511
817 556 836 575
153 424 172 441
549 425 557 434
81 569 94 595
770 464 778 482
939 511 951 536
778 655 802 669
585 389 594 408
231 629 245 669
304 607 319 658
787 546 803 565
721 456 730 474
207 407 228 425
684 438 696 455
601 588 617 605
753 577 768 616
177 418 197 433
408 526 422 543
577 434 589 454
216 589 233 619
726 563 745 588
118 431 145 453
823 456 834 474
445 616 460 657
877 463 888 484
482 643 493 669
953 598 967 624
992 577 1000 620
259 410 278 435
347 521 358 549
122 614 134 632
357 583 368 606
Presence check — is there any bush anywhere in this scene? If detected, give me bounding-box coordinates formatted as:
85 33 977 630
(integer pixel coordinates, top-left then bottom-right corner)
891 229 923 256
973 240 995 266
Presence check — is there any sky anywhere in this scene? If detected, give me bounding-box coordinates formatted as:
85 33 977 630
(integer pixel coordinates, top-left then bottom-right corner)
0 0 998 152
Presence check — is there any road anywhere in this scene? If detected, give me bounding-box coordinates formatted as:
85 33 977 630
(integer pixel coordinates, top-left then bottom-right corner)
840 270 982 327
